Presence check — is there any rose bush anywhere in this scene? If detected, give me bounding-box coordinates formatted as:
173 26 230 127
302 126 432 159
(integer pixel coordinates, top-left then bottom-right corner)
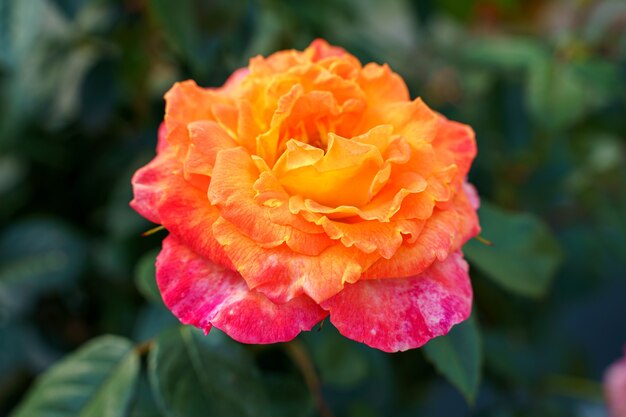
131 39 480 352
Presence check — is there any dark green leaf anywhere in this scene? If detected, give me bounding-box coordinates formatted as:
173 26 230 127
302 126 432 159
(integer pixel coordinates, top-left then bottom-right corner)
463 37 545 72
423 315 482 404
0 321 26 375
0 219 87 318
133 305 179 343
147 0 199 69
306 324 370 389
10 335 140 417
0 154 29 219
134 249 162 305
263 373 314 417
129 371 164 417
527 60 588 131
347 403 380 417
149 326 268 417
464 201 564 297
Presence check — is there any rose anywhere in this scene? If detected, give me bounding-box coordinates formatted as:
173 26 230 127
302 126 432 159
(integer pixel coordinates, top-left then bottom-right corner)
131 39 480 352
605 348 626 417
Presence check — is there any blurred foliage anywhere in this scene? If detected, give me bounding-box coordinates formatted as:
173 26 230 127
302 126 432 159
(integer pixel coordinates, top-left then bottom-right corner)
1 0 625 416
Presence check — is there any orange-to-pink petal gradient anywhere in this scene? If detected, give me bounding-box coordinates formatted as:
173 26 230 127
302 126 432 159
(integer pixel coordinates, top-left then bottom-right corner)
131 39 480 352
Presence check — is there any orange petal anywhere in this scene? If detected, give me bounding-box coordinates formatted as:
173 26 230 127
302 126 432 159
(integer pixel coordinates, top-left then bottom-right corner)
432 118 477 182
393 99 440 145
208 147 333 255
212 216 379 304
255 84 303 164
253 170 327 235
275 134 384 208
358 62 410 104
164 80 233 150
212 103 239 141
157 169 233 270
289 168 428 222
222 67 249 92
183 121 238 190
236 99 263 153
306 39 348 61
314 216 425 259
362 184 480 280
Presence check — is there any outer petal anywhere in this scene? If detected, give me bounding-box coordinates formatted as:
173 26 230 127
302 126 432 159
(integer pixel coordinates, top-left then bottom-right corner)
164 80 234 150
157 169 233 269
605 349 626 417
431 118 477 181
157 235 327 344
130 146 177 224
321 251 472 352
307 38 348 61
358 62 410 104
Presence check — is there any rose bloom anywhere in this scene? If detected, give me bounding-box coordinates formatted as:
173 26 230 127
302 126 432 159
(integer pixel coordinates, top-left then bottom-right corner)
606 349 626 417
131 40 480 352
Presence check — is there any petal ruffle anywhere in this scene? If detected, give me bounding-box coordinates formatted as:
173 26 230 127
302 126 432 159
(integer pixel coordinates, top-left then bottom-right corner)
208 147 333 255
321 251 472 352
362 184 480 279
164 81 235 151
157 235 327 343
211 216 379 304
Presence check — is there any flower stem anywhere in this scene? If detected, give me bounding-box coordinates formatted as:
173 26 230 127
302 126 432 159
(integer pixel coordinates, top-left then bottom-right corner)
285 340 335 417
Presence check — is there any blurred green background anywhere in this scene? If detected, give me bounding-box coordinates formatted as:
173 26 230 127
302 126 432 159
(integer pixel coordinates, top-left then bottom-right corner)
1 0 625 416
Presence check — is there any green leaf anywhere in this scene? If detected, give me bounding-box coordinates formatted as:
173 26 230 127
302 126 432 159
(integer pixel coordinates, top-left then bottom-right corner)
0 321 26 375
0 154 29 219
133 305 179 343
10 335 140 417
147 0 199 70
305 324 370 389
134 249 162 305
526 60 588 131
262 373 314 417
463 37 545 72
129 371 165 417
422 314 482 404
3 0 100 130
149 326 268 417
0 218 87 318
464 201 564 297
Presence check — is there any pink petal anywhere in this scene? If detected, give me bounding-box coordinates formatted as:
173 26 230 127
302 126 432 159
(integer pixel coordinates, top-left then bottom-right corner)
605 349 626 417
156 235 328 344
321 251 472 352
463 182 481 210
130 147 177 224
156 122 168 152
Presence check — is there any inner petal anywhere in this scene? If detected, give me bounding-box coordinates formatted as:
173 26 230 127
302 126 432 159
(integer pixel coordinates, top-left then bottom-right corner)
274 134 384 208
